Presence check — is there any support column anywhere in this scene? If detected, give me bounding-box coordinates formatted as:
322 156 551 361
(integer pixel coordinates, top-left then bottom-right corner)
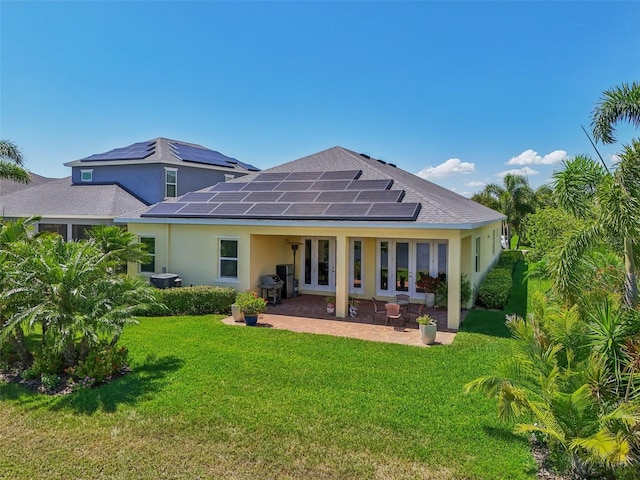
447 234 461 330
335 234 349 318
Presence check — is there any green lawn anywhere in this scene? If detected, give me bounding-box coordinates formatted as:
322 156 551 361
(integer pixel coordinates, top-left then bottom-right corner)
0 266 537 479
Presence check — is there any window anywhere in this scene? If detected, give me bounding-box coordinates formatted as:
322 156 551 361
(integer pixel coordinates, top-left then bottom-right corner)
165 168 177 198
219 239 238 279
39 223 67 241
80 169 93 182
224 174 235 182
475 237 481 273
72 224 94 240
492 229 496 256
140 237 155 273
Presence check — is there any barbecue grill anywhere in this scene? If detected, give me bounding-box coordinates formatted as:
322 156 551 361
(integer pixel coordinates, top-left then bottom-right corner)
258 274 284 306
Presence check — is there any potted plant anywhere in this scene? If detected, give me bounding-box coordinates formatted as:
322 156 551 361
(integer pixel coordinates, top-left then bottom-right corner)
230 302 244 323
325 295 336 314
416 314 437 345
348 294 359 317
235 290 267 326
416 272 440 307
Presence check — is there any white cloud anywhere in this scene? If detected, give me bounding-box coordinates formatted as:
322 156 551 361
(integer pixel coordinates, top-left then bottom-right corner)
506 149 567 166
416 158 475 179
497 167 539 178
609 154 621 164
465 180 486 187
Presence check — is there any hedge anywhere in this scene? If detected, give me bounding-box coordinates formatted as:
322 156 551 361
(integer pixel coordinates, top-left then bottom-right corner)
496 250 524 272
477 268 513 310
140 285 236 316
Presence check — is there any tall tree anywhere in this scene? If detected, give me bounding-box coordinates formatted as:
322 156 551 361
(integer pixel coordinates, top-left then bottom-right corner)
471 173 535 248
550 83 640 308
0 140 30 184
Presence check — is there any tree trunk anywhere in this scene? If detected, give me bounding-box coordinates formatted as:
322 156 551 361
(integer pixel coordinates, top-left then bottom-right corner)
624 237 638 309
62 339 76 368
9 328 33 367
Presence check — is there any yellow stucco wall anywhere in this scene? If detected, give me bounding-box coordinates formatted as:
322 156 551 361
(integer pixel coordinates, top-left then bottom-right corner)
127 219 504 330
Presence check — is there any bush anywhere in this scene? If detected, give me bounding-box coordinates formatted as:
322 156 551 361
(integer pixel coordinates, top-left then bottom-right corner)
434 274 472 309
478 268 513 309
140 285 236 316
68 343 129 384
497 250 524 272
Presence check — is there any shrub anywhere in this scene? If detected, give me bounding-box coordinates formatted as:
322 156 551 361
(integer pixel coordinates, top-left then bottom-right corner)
434 274 472 309
141 285 236 316
496 250 524 272
234 290 267 314
69 343 129 384
478 269 513 309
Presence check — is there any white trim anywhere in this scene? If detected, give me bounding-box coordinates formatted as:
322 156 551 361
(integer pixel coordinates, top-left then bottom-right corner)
301 237 335 292
164 167 178 199
217 237 239 281
349 238 364 295
80 169 93 182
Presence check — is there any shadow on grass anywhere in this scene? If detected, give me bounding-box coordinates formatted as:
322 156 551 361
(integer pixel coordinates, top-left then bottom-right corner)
459 261 528 339
482 425 529 447
50 355 184 415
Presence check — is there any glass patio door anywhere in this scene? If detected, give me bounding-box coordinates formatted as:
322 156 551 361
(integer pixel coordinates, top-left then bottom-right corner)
303 237 335 291
377 240 448 299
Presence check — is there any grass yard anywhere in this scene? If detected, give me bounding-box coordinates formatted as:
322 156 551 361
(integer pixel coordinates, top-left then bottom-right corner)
0 265 537 479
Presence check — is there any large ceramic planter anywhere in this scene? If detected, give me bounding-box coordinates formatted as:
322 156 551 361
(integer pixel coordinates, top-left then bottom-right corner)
419 322 437 345
231 303 244 322
244 314 259 326
349 305 358 317
326 304 335 314
424 292 435 308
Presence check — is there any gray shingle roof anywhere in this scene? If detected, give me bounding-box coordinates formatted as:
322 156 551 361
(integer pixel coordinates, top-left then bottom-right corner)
232 146 505 226
130 146 505 229
0 172 57 196
64 137 259 172
0 177 147 218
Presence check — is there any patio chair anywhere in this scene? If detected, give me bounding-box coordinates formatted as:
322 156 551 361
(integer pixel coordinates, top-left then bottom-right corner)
384 302 403 326
393 293 411 320
371 297 386 324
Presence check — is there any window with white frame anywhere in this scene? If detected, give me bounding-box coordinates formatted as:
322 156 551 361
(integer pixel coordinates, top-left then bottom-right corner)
165 168 177 198
81 169 93 182
224 174 235 182
139 237 156 273
219 238 238 279
492 229 496 256
475 236 481 273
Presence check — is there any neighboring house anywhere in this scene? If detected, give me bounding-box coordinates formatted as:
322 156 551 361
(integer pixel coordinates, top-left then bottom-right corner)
120 146 505 330
0 138 258 240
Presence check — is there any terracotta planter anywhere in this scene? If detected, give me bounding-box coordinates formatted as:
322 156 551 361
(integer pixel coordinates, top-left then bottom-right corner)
419 322 437 345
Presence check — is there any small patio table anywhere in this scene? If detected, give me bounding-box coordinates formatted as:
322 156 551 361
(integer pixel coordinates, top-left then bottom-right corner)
394 299 409 322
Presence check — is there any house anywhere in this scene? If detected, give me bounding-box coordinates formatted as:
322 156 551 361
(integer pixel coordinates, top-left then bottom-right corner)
0 138 259 240
120 146 505 331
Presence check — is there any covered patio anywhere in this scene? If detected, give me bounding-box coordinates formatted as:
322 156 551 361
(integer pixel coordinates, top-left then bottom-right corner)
223 294 466 347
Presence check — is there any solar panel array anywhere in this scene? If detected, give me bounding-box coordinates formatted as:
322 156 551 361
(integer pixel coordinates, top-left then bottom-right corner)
170 142 260 171
81 141 156 161
142 169 421 221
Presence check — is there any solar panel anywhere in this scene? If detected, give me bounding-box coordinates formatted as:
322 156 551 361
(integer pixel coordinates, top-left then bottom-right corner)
245 203 290 216
367 203 421 220
179 203 218 215
240 182 280 191
170 142 243 169
209 182 245 191
211 192 249 202
179 192 217 202
284 203 329 216
81 141 155 162
275 181 314 191
355 190 404 203
347 179 394 190
324 203 371 217
244 191 283 202
278 191 319 202
253 172 290 182
310 180 351 191
143 202 186 215
319 170 361 181
286 171 323 181
211 203 253 215
316 191 359 203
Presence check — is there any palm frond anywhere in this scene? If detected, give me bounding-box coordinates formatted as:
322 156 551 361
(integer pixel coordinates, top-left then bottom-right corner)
591 81 640 144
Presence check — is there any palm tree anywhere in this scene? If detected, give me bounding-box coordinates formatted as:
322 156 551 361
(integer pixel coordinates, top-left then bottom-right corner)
550 81 640 308
86 225 150 273
591 82 640 145
471 174 535 248
0 140 30 184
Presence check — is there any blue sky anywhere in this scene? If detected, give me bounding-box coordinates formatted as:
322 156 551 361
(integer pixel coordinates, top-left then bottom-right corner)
1 1 639 196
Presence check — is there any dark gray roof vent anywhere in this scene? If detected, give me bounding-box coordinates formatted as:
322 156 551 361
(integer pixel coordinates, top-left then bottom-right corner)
377 159 387 165
388 163 397 168
359 153 370 159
